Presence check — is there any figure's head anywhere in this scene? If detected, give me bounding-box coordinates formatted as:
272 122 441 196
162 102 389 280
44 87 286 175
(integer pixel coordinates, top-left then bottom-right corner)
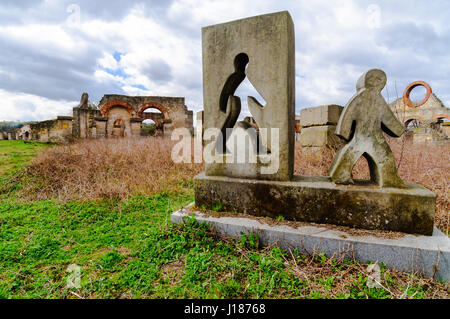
356 69 387 91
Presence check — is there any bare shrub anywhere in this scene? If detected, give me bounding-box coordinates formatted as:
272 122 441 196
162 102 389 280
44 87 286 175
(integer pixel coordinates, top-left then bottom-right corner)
20 137 202 201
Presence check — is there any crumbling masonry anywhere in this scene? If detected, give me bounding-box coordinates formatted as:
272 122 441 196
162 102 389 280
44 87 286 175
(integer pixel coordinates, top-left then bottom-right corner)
28 93 194 143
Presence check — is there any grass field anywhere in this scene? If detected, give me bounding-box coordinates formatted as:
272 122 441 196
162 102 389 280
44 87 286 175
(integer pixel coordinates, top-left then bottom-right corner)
0 139 448 299
1 191 447 299
0 141 49 176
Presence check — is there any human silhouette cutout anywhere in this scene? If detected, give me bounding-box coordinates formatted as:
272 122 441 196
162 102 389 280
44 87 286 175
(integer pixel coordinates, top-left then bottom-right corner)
329 69 406 188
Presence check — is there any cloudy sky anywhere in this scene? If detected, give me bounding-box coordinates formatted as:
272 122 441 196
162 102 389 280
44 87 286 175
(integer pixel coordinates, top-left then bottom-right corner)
0 0 449 122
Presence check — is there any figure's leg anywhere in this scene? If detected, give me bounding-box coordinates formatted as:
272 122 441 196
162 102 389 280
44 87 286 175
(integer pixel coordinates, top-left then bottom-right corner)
369 141 405 188
329 143 363 184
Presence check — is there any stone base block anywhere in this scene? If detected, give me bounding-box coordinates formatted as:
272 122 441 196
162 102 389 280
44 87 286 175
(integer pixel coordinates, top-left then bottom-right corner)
299 104 343 127
194 173 436 235
299 125 343 148
171 205 449 282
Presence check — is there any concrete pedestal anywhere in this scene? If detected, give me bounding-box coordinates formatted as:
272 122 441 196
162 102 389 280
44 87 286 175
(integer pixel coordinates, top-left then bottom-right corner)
194 173 436 235
171 204 449 282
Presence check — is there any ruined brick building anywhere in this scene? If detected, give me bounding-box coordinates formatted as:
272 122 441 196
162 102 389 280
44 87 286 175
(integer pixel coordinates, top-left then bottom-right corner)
16 124 31 140
389 81 450 143
1 124 31 141
30 117 73 142
27 93 194 143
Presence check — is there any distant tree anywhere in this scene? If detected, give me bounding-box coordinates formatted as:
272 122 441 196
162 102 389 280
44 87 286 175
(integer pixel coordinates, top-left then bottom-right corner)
0 121 38 131
0 121 21 131
141 123 156 136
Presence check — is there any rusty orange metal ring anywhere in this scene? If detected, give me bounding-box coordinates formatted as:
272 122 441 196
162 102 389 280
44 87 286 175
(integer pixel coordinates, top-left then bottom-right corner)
402 81 432 108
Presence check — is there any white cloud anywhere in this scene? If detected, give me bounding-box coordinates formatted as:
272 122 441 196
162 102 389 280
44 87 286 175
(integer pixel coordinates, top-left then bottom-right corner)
0 23 88 55
97 53 119 70
0 0 448 122
0 89 75 122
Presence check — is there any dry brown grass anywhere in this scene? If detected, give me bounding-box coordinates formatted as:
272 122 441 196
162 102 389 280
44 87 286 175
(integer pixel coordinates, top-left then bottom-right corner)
19 137 202 201
14 135 449 233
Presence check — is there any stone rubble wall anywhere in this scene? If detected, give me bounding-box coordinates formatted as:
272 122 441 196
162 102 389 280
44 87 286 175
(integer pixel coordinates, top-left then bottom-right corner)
299 104 344 151
30 116 73 143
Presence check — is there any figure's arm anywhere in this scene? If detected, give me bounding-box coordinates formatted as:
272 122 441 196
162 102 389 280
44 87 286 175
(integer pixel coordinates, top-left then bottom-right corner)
381 100 405 137
335 94 359 141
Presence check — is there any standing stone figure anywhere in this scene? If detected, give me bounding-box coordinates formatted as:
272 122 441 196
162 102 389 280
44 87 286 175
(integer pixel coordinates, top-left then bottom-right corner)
329 69 406 188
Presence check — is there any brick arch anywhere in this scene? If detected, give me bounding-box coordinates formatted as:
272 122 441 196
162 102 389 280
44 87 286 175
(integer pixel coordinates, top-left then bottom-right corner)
101 100 135 116
142 113 163 121
402 81 432 108
404 118 422 131
433 114 450 121
404 117 423 126
137 102 169 119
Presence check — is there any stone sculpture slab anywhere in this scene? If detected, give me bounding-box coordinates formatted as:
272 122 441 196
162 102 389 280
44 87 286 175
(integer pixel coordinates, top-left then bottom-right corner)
202 11 295 181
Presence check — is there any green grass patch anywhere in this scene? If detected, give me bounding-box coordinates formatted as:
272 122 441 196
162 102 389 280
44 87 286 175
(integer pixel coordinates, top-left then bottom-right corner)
0 140 49 177
0 191 445 299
